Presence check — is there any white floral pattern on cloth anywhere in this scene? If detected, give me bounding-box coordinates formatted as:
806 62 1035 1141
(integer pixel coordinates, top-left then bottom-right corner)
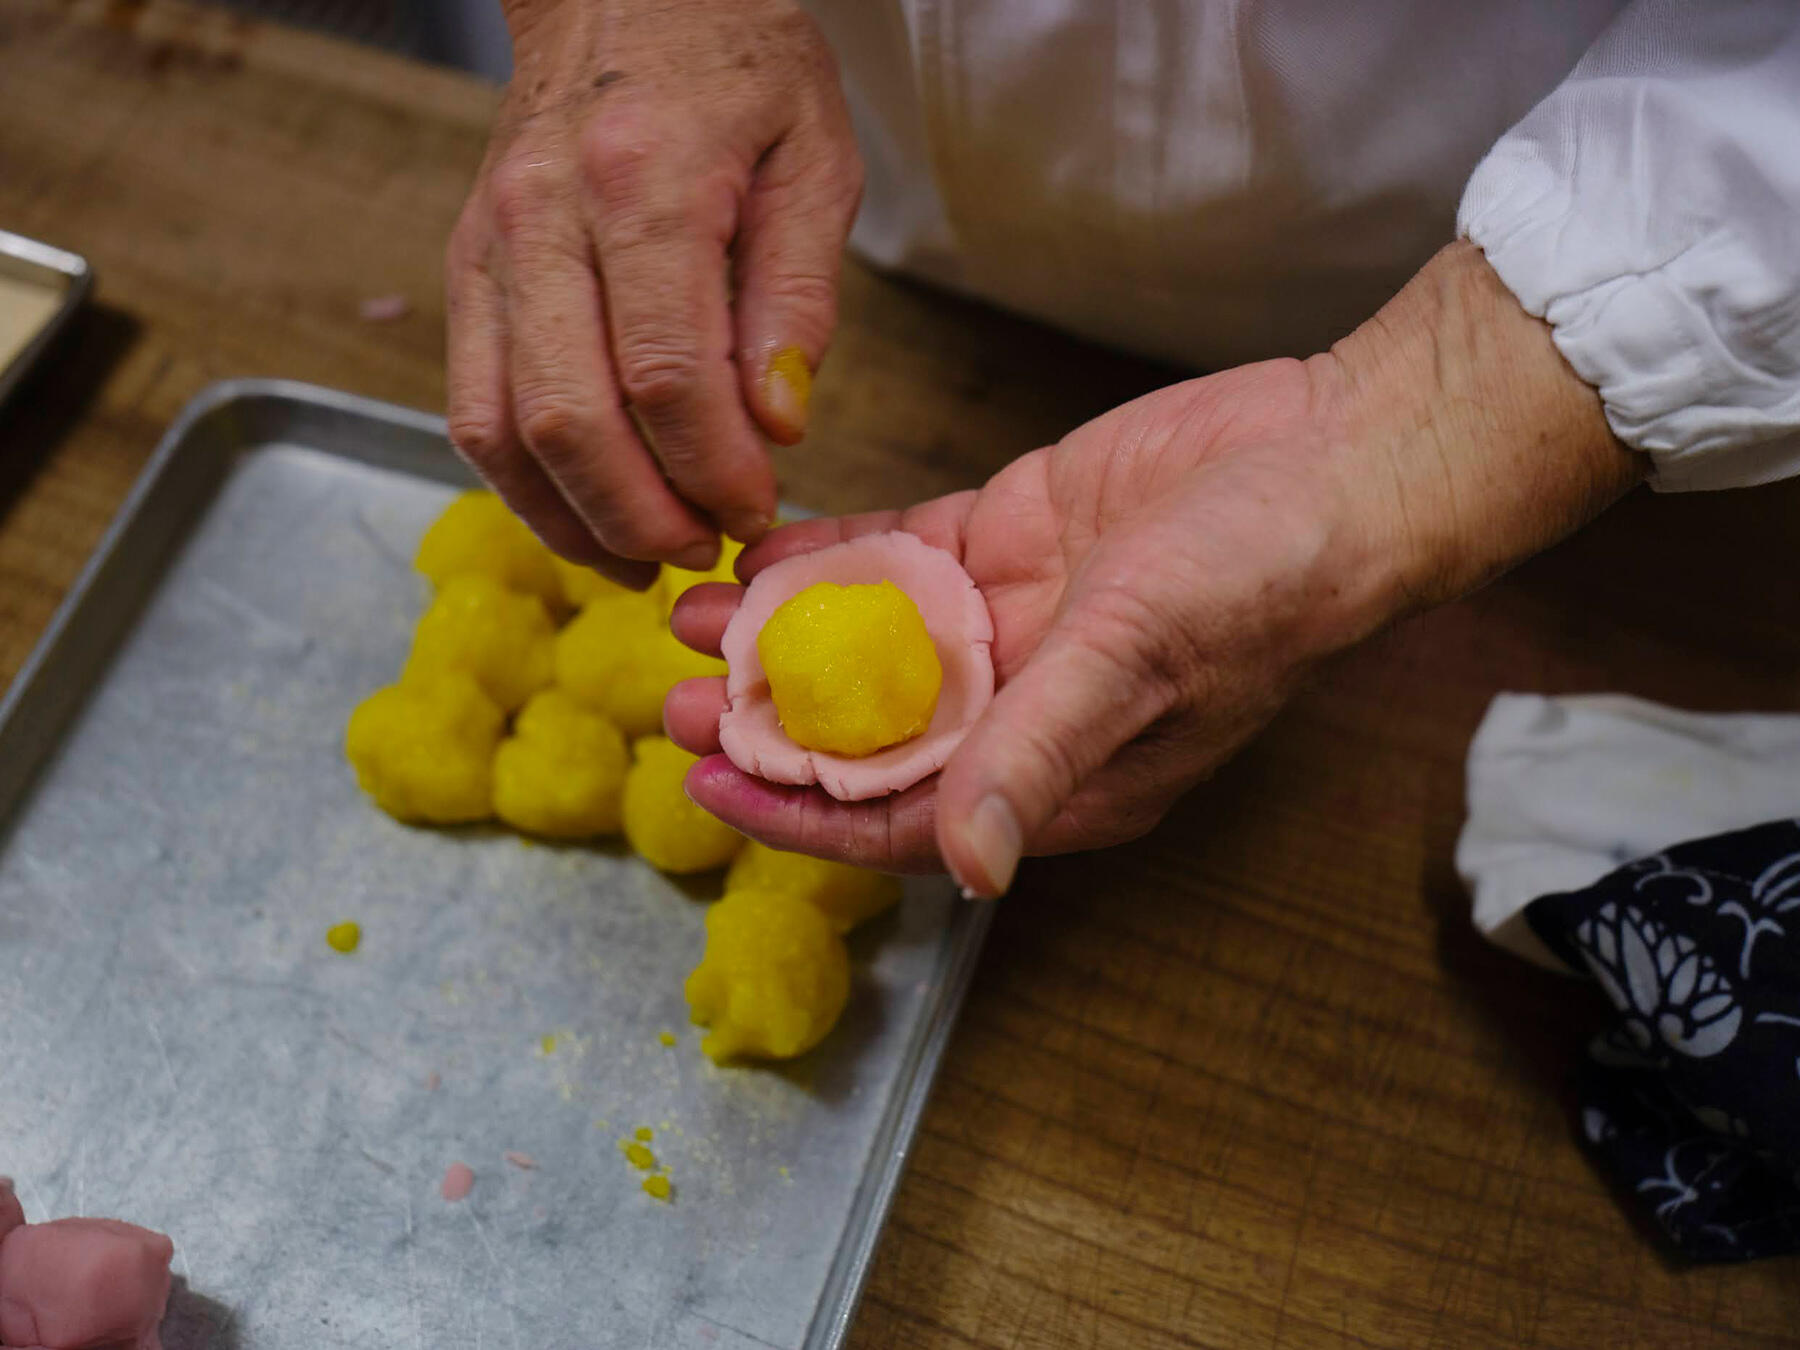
1631 848 1800 978
1528 819 1800 1261
1573 901 1742 1058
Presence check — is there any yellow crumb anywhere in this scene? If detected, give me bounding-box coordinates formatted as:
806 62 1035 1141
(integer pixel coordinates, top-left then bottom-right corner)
634 1126 653 1143
325 921 361 954
642 1174 672 1202
540 1034 557 1055
619 1140 656 1170
658 1031 678 1048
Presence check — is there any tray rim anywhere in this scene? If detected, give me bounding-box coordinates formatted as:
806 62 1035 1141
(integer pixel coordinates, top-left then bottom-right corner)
0 228 95 411
0 376 994 1349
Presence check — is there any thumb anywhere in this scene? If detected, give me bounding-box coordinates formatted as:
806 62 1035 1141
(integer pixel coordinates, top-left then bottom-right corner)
734 132 862 446
934 612 1169 898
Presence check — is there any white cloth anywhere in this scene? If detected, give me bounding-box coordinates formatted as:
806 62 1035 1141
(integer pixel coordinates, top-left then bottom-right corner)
1457 694 1800 972
1459 2 1800 492
806 1 1800 487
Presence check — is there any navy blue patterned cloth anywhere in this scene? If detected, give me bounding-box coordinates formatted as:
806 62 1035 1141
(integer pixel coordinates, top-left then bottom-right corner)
1526 819 1800 1261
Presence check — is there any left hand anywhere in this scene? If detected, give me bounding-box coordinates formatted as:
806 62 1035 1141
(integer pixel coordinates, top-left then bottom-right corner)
665 243 1646 895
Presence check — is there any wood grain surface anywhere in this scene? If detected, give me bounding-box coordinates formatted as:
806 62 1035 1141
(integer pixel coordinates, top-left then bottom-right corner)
3 4 1798 1345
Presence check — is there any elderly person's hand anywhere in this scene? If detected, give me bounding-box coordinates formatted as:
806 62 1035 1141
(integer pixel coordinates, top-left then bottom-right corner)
663 243 1646 895
446 0 863 586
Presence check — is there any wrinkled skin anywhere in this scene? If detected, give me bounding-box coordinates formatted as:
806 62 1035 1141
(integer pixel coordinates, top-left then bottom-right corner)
668 360 1377 883
446 0 862 585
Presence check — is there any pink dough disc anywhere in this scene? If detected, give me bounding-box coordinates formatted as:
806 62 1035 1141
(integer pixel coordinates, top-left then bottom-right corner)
718 532 994 801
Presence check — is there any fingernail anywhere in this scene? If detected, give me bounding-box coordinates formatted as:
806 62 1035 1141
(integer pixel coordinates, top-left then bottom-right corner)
674 539 720 571
958 793 1021 899
763 346 813 437
725 509 771 544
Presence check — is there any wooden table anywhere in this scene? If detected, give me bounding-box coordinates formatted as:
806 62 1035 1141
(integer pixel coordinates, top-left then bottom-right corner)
4 4 1799 1345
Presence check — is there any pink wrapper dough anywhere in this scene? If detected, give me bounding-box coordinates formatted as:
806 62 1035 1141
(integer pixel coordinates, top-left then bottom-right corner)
0 1180 173 1350
718 532 995 801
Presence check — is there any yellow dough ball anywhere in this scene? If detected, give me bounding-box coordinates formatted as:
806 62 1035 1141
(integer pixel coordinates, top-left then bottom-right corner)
492 689 630 839
656 536 744 616
404 573 555 713
345 669 502 824
756 580 942 757
414 490 563 608
554 556 635 611
684 888 851 1062
554 594 725 739
621 736 742 874
726 841 902 934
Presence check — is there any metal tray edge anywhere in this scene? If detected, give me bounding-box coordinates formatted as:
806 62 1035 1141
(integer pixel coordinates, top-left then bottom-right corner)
0 229 96 411
2 377 252 736
809 898 996 1350
0 379 450 819
1 377 445 713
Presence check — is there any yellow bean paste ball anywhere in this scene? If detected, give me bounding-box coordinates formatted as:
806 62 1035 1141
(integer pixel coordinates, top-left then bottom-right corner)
726 841 902 934
492 689 630 839
404 573 555 713
685 888 851 1062
414 490 563 608
554 556 635 611
756 580 942 757
345 669 502 824
621 736 743 874
554 594 724 739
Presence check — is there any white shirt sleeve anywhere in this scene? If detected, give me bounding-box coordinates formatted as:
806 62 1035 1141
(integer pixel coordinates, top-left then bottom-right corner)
1457 1 1800 492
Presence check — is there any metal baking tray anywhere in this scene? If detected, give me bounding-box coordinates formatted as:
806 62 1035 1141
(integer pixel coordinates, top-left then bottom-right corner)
0 229 93 409
0 379 991 1349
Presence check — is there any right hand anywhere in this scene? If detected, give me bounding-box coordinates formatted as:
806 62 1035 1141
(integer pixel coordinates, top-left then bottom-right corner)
663 243 1645 893
446 0 863 585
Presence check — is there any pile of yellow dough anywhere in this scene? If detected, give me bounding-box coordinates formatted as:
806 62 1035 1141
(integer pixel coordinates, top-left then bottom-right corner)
344 491 900 1062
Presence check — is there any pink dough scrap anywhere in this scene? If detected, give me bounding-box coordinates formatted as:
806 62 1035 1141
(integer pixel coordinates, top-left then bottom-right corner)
718 531 995 802
0 1217 173 1350
441 1161 475 1202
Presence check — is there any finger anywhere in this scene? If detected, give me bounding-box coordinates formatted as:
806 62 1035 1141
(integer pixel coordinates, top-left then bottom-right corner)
933 603 1173 898
733 129 862 446
444 218 630 573
664 675 727 755
684 755 942 872
669 582 743 658
489 162 719 567
581 121 778 542
737 493 978 581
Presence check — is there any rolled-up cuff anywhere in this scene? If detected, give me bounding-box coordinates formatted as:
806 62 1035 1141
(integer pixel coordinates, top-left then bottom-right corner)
1460 140 1800 493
